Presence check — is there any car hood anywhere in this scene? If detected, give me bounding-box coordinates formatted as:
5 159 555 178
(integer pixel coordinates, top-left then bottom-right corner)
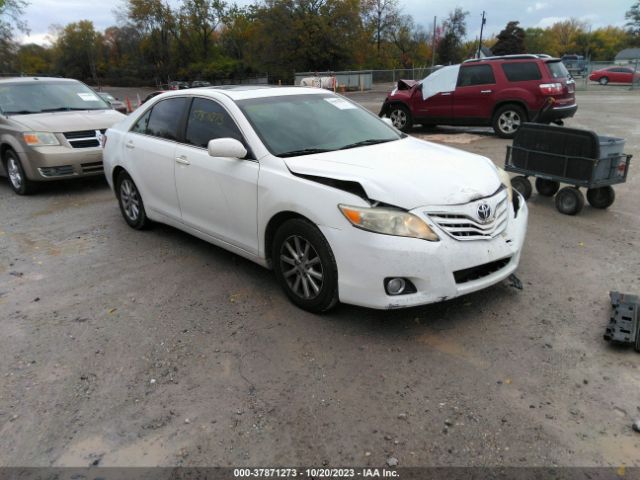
284 137 502 209
10 109 126 132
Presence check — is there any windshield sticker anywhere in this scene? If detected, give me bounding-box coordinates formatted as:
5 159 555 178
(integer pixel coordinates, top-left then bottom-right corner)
77 93 99 101
324 97 357 110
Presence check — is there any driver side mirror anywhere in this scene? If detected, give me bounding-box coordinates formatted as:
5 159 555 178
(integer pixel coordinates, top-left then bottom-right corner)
207 138 247 159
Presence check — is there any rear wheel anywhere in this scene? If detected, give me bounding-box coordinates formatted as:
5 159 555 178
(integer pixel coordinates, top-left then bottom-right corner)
388 104 413 132
116 171 150 229
4 149 37 195
493 104 526 139
555 187 584 215
511 176 532 200
586 186 615 209
599 77 609 85
535 178 560 197
273 218 339 313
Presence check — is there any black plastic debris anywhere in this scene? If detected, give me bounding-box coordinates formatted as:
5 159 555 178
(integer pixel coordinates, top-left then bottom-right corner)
507 273 523 290
604 291 640 352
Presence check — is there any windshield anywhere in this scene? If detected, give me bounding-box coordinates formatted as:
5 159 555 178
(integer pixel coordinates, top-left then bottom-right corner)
0 81 111 115
237 94 402 157
547 61 570 79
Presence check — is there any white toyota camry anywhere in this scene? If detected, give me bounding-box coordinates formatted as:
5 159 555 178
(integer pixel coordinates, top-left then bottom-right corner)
103 86 528 312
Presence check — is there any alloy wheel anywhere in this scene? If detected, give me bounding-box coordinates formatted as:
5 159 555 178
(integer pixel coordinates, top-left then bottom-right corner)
7 157 23 190
279 235 324 300
120 178 141 222
390 109 407 129
498 110 521 135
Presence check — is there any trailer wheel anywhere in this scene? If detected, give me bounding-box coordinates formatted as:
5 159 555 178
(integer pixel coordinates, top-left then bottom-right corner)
535 178 560 197
586 186 615 209
510 176 532 200
555 187 584 215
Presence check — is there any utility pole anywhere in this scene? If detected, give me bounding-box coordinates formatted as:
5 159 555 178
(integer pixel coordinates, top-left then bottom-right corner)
431 16 437 67
477 11 486 58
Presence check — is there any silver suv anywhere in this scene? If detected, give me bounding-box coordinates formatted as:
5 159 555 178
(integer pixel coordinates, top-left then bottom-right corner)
0 77 126 194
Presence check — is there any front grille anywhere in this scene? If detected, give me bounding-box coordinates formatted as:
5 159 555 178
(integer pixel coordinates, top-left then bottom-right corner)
63 130 104 149
81 161 104 173
425 190 509 241
38 165 75 177
454 257 512 284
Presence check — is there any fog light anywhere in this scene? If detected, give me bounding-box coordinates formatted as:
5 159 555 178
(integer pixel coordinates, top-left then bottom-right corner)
386 278 406 295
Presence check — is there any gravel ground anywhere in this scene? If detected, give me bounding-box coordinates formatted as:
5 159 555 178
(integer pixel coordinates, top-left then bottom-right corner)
0 88 639 468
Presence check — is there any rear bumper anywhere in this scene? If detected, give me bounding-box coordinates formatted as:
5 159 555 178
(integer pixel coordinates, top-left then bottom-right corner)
540 104 577 122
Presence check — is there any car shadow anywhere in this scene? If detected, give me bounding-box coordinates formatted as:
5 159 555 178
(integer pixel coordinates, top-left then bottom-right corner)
0 176 110 198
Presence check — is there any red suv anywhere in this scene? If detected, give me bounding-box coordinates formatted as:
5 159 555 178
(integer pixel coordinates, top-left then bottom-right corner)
380 55 577 138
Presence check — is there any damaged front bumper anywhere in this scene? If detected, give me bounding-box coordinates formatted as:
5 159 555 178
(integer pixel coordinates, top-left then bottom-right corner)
320 192 528 309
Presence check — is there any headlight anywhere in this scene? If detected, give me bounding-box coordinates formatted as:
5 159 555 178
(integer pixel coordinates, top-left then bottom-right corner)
22 132 59 146
496 167 513 202
339 205 439 241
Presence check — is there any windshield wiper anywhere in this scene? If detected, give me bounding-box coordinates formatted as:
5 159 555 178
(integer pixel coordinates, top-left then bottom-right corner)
338 139 395 150
278 148 333 158
3 110 39 115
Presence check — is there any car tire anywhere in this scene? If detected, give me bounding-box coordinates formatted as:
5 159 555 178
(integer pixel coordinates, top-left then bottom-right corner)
555 187 584 215
535 178 560 197
599 77 609 85
493 104 526 139
272 218 339 313
586 186 615 209
511 176 532 200
388 104 413 132
4 149 37 195
116 171 150 229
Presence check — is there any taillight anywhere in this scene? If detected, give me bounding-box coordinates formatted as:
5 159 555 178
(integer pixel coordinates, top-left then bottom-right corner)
539 83 563 95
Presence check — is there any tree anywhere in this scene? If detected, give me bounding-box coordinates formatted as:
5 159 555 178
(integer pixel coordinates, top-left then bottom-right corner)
436 7 468 64
492 21 525 55
179 0 226 61
549 18 587 55
52 21 103 83
0 0 29 72
626 0 640 44
524 27 558 56
361 0 399 56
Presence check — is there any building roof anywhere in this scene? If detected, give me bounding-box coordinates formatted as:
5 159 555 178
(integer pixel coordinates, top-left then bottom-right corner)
615 48 640 61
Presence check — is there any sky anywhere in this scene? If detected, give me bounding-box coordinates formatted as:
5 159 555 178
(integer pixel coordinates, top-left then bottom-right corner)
17 0 633 46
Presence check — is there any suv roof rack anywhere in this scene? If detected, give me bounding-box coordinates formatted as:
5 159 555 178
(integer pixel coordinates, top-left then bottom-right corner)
463 54 554 64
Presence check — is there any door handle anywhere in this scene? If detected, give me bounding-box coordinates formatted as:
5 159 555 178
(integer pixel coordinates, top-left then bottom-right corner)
175 155 190 166
441 92 452 96
480 90 493 94
125 141 135 149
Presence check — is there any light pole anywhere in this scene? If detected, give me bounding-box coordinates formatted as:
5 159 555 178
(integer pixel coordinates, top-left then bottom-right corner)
477 11 486 58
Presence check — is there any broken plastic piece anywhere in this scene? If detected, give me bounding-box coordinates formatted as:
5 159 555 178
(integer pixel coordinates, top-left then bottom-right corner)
507 273 523 290
604 291 640 352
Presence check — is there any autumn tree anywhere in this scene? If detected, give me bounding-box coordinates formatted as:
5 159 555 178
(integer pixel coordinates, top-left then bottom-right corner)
436 8 468 64
52 21 103 82
361 0 399 56
492 21 525 55
627 0 640 45
0 0 28 72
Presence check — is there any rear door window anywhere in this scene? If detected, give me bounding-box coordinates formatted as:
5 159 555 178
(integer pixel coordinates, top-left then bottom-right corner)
145 97 189 141
457 65 496 87
502 62 542 82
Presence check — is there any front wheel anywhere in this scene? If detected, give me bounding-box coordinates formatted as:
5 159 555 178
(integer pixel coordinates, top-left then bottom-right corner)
587 186 615 209
388 104 413 132
555 187 584 215
273 218 339 313
493 104 526 139
4 150 37 195
116 171 150 229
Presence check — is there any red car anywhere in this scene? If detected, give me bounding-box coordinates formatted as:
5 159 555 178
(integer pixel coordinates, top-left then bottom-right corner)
589 66 640 85
380 55 577 138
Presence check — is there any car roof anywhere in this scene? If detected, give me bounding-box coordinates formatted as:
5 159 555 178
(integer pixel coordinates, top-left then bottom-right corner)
0 76 79 85
158 85 329 101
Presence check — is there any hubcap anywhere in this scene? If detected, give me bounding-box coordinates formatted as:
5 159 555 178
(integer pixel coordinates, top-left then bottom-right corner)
498 111 521 134
7 157 23 189
120 179 141 221
279 235 324 300
390 109 407 129
560 192 576 210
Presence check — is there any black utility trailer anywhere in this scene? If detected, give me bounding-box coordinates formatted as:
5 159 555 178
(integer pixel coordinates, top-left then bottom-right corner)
505 123 632 215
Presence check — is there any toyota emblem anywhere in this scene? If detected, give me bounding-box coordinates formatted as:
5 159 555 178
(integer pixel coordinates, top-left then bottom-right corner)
477 203 492 222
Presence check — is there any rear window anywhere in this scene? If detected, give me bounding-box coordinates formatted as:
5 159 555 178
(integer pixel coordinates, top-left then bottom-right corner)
547 61 570 79
502 62 542 82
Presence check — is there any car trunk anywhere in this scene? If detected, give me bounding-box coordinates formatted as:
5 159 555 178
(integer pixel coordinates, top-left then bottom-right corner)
545 60 576 107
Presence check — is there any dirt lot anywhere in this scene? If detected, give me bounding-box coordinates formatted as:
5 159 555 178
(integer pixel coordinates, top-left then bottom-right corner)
0 89 639 468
